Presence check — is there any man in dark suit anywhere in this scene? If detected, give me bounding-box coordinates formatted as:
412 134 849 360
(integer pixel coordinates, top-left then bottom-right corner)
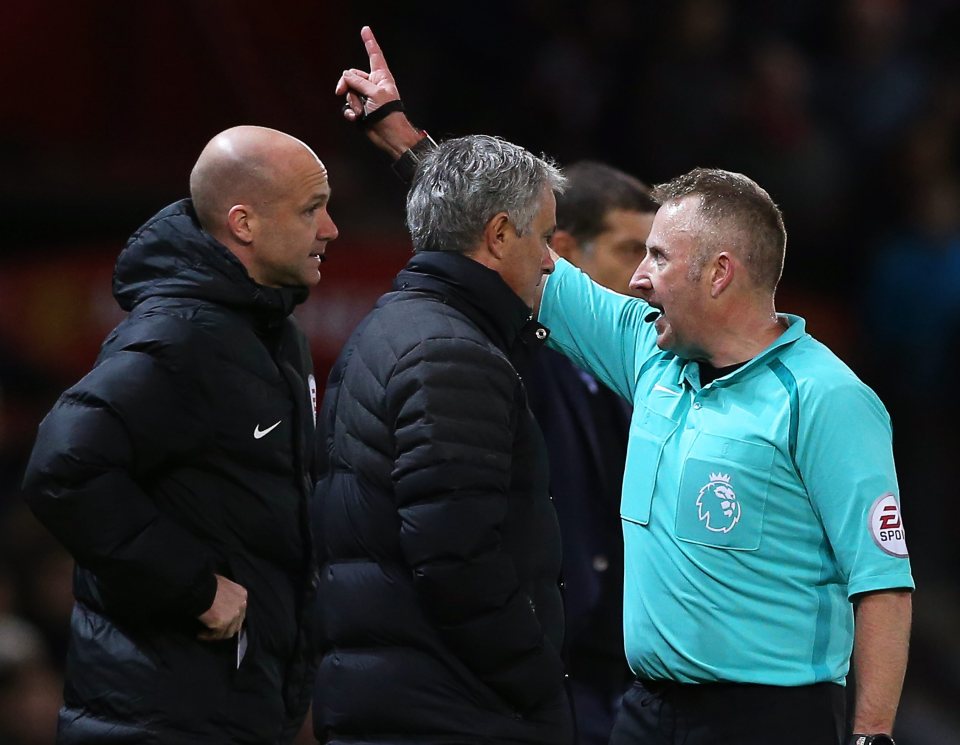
525 162 658 745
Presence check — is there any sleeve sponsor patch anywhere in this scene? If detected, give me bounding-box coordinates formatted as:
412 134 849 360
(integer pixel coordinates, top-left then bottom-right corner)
868 492 908 558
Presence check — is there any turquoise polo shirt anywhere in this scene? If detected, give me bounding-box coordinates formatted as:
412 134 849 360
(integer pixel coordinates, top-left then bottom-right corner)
539 259 914 686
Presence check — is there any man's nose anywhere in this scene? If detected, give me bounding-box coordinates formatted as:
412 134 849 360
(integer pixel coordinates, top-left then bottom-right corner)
629 264 650 292
542 248 556 275
319 213 339 242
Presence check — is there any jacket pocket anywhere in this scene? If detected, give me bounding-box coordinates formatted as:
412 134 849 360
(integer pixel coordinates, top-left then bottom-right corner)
674 433 774 550
621 404 678 526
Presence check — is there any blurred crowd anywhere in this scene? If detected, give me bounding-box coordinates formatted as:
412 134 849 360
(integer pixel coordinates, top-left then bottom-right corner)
1 1 959 742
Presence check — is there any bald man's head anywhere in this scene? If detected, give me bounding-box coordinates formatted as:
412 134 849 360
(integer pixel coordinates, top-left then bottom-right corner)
188 125 338 288
189 126 321 240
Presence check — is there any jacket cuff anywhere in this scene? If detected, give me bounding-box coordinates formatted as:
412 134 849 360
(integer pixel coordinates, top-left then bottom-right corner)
180 569 218 617
392 133 438 184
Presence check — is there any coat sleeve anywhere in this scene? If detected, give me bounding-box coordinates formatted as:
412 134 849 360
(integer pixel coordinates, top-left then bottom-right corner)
387 336 565 712
22 336 219 618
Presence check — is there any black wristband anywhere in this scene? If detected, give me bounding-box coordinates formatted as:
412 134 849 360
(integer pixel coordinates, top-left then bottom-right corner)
850 734 896 745
391 133 439 184
360 98 405 128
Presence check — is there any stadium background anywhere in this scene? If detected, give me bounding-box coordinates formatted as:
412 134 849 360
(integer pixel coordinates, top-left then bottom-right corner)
1 1 958 742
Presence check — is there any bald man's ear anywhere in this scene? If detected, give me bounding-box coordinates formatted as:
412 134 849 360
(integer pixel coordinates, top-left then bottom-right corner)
482 212 512 261
551 230 583 265
227 205 255 245
710 252 735 298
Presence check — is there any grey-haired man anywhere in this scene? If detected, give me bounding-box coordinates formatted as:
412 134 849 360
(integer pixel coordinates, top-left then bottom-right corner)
311 134 574 745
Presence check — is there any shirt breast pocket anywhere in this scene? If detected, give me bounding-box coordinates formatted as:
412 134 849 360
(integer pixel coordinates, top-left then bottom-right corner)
621 404 678 526
675 434 774 550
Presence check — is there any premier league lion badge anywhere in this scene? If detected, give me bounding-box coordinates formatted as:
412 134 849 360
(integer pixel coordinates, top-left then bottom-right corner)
696 472 741 533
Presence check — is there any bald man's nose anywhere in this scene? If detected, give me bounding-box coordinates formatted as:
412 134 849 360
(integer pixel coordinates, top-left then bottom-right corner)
319 214 339 242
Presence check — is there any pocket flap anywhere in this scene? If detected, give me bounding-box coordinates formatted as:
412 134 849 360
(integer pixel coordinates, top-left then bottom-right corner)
621 405 678 526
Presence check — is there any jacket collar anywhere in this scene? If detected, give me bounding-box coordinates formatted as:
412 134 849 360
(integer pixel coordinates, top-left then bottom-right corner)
113 199 308 323
393 251 547 353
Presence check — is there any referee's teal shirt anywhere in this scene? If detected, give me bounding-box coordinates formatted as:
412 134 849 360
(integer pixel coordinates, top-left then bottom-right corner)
540 259 914 686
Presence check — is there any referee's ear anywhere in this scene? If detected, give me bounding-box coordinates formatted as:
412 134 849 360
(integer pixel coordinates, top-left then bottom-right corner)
709 251 735 299
227 204 255 245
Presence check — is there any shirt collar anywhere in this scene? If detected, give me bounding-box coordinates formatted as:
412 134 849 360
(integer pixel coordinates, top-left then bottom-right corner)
679 314 808 388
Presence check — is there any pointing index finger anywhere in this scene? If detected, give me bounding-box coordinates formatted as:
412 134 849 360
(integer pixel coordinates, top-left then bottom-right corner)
361 25 390 75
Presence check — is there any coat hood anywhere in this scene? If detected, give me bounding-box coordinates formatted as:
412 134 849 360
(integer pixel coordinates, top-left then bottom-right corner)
113 198 308 317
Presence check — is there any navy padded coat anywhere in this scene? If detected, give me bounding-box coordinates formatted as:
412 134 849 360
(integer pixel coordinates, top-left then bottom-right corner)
312 251 573 745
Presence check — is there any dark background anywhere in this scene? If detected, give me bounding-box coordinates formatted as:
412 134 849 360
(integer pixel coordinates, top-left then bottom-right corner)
1 1 958 743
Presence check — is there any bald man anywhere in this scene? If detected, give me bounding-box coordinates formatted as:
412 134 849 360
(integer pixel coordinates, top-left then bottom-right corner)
23 126 337 744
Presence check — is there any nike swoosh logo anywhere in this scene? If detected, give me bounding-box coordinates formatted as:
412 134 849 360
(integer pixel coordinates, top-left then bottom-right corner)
253 420 282 439
653 384 681 396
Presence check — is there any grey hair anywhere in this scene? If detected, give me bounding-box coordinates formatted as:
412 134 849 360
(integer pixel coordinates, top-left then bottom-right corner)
406 135 566 254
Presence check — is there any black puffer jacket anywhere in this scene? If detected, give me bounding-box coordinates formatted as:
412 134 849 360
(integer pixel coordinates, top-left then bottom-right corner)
312 252 573 745
23 199 318 745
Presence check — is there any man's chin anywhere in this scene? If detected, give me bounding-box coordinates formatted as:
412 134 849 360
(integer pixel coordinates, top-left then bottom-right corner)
654 322 674 351
275 276 317 290
301 270 322 287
